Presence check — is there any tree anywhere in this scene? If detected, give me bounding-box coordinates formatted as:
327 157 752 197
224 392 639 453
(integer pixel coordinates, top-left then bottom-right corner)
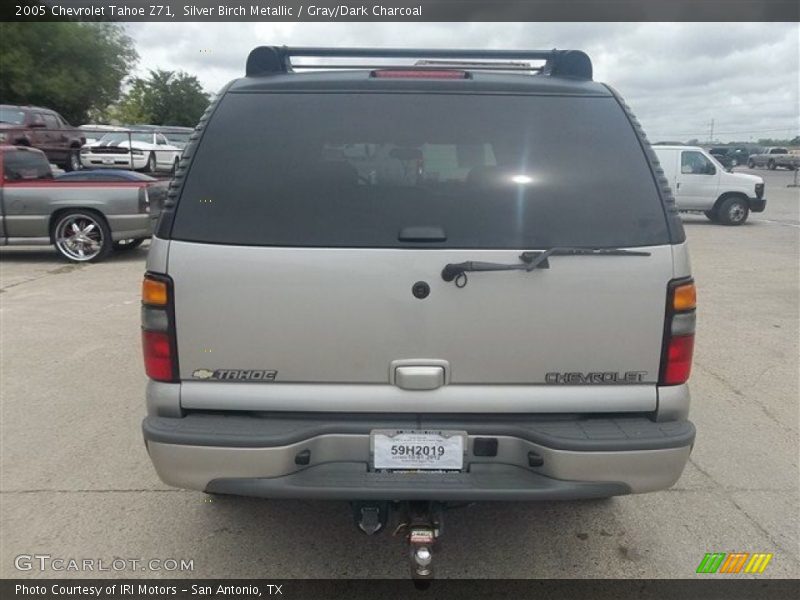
111 70 210 127
0 22 137 124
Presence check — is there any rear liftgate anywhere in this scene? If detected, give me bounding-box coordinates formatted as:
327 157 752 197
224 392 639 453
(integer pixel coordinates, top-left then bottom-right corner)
244 45 639 582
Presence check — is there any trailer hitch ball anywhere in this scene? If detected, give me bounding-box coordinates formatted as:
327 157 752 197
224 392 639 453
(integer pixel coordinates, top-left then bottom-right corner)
413 546 433 576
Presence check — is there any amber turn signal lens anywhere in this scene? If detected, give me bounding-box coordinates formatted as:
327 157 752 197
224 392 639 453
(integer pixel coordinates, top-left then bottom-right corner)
142 277 168 306
673 282 696 312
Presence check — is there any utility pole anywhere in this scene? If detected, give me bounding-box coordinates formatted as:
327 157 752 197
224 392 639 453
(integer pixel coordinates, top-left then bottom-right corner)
708 119 714 144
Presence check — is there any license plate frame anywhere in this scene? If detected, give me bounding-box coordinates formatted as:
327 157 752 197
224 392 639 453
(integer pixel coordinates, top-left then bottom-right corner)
370 429 467 472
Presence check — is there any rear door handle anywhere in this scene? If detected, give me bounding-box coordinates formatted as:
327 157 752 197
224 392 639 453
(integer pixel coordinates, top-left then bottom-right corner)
398 226 446 242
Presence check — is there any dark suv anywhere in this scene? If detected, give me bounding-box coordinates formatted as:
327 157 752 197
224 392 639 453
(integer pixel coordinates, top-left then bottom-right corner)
0 105 85 171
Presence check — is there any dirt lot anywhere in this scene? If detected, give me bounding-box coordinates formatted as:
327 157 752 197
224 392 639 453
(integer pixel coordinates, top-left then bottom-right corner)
1 168 798 578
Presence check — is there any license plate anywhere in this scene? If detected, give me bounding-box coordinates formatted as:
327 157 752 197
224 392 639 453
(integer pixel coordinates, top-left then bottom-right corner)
371 430 466 471
102 158 114 164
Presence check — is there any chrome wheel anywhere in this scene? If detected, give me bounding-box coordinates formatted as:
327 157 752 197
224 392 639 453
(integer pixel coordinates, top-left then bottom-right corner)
55 213 105 261
728 204 746 223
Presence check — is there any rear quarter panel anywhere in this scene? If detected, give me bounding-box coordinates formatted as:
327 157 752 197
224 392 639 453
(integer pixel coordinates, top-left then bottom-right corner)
1 182 145 238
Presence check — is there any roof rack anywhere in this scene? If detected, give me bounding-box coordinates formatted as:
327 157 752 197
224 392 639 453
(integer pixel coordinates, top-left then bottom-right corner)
414 59 540 72
245 47 593 80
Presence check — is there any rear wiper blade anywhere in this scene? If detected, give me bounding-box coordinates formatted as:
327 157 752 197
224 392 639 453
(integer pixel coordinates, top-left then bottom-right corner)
442 247 651 287
519 247 652 260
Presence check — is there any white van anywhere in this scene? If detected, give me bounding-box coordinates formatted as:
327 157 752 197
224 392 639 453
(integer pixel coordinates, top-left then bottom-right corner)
653 145 766 225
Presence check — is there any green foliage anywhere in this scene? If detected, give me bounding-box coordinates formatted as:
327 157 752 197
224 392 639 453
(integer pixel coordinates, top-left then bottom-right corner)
0 22 137 124
111 70 210 127
757 137 798 146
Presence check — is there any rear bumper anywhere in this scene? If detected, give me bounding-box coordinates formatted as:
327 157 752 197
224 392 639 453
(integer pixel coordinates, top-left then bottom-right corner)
143 413 694 501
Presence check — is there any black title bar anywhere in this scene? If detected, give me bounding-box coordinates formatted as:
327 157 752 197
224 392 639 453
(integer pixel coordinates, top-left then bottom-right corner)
3 0 800 22
2 579 800 600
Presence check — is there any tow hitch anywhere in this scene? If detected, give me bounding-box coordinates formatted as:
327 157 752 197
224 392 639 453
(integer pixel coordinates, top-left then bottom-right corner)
353 500 444 580
352 501 389 535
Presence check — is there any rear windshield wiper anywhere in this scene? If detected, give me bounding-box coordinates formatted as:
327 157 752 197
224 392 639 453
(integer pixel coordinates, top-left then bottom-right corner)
442 247 651 288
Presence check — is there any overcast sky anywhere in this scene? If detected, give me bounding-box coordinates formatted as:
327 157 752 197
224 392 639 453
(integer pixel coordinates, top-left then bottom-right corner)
127 22 799 143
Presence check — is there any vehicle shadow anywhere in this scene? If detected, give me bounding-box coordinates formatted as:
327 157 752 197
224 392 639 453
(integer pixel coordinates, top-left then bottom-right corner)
681 216 759 227
0 245 149 264
195 495 619 578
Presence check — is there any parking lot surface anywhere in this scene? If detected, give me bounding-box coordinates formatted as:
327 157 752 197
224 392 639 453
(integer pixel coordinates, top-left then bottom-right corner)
1 168 798 579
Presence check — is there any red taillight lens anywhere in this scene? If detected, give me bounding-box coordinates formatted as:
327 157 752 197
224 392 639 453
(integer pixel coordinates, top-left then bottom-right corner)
662 334 695 385
660 278 696 386
141 273 177 382
142 330 175 382
371 69 467 79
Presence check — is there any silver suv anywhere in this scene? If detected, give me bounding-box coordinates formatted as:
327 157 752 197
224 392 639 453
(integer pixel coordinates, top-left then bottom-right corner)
141 47 696 575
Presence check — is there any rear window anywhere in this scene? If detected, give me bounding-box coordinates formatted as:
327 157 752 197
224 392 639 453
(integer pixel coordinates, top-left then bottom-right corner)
172 93 669 248
3 150 52 181
165 132 191 147
0 107 26 125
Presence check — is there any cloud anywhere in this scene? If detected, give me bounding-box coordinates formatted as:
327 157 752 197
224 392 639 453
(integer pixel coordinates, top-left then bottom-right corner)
126 22 799 142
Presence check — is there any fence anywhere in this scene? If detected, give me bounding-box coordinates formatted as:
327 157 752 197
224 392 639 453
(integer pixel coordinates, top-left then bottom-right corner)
2 126 191 177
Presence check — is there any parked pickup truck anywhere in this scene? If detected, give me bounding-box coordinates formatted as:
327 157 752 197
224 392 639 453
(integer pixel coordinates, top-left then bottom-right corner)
0 145 163 262
0 104 86 171
747 147 800 170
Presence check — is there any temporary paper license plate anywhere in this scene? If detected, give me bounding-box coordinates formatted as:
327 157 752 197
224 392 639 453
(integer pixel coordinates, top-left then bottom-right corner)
371 430 466 471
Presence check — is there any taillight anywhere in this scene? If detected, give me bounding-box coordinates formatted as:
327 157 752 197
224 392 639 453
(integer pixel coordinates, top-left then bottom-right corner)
138 185 150 213
659 279 696 385
371 69 467 79
141 273 178 382
142 330 174 381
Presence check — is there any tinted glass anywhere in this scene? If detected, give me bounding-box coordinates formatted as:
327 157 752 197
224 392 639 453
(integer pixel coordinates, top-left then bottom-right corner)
42 114 59 129
0 108 26 125
681 151 715 175
3 150 52 180
172 93 669 248
98 132 152 144
165 132 191 147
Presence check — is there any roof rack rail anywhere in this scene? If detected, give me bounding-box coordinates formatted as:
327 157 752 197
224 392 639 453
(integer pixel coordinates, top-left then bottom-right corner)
245 47 593 80
414 59 540 72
